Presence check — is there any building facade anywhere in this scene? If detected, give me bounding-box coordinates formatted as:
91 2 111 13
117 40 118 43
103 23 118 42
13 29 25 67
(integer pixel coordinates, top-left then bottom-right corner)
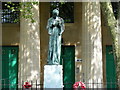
1 2 117 88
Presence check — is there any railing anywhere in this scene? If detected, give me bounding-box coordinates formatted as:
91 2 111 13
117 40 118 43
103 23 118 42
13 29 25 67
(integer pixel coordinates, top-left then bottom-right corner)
0 79 120 89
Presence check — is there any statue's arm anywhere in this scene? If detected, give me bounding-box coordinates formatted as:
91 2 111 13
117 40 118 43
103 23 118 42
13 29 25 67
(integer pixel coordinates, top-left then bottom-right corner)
59 18 65 35
47 19 52 29
46 19 54 35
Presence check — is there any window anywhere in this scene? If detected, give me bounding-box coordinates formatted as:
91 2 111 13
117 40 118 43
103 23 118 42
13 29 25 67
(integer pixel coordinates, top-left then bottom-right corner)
50 2 74 23
111 2 119 20
2 2 19 23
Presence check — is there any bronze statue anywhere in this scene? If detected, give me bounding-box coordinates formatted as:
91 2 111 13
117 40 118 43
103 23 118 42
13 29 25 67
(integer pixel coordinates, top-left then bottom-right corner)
46 9 65 65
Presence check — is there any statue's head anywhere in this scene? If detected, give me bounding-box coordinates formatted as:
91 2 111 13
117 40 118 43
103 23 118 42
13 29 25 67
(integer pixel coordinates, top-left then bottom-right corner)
52 9 59 18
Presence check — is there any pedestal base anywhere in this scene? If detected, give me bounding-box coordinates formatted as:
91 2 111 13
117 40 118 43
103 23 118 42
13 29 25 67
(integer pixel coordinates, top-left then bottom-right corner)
44 65 63 88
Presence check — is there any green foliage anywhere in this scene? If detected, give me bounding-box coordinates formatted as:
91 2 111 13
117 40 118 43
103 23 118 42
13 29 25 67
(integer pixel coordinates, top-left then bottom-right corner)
5 2 39 23
100 2 120 82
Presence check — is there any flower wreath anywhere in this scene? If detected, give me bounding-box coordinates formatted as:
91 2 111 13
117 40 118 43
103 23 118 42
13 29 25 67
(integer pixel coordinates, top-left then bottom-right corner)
23 82 32 89
73 81 86 89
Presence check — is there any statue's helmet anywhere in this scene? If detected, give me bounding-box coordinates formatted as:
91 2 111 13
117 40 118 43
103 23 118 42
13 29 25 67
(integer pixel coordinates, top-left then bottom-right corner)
52 9 59 16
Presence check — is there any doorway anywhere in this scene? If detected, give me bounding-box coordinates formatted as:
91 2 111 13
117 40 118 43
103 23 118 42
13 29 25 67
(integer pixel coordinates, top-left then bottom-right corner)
1 46 18 89
61 45 75 89
106 45 117 88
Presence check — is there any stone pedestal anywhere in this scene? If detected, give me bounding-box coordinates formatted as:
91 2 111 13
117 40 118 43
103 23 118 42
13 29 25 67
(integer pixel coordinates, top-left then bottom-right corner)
44 65 63 88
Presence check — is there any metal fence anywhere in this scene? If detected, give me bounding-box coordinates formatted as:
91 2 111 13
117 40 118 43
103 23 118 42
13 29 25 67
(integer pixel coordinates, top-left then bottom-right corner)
0 79 120 89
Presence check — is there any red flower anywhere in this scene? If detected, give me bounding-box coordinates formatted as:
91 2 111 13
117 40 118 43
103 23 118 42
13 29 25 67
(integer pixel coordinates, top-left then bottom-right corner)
23 82 32 89
73 81 86 90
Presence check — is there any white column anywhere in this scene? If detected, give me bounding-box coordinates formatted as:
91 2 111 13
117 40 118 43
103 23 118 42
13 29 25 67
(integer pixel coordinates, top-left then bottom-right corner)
81 2 103 88
18 2 40 88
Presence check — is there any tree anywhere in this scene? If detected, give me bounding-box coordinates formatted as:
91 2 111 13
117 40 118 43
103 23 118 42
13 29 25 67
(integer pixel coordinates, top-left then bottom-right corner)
4 2 39 23
100 1 120 84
